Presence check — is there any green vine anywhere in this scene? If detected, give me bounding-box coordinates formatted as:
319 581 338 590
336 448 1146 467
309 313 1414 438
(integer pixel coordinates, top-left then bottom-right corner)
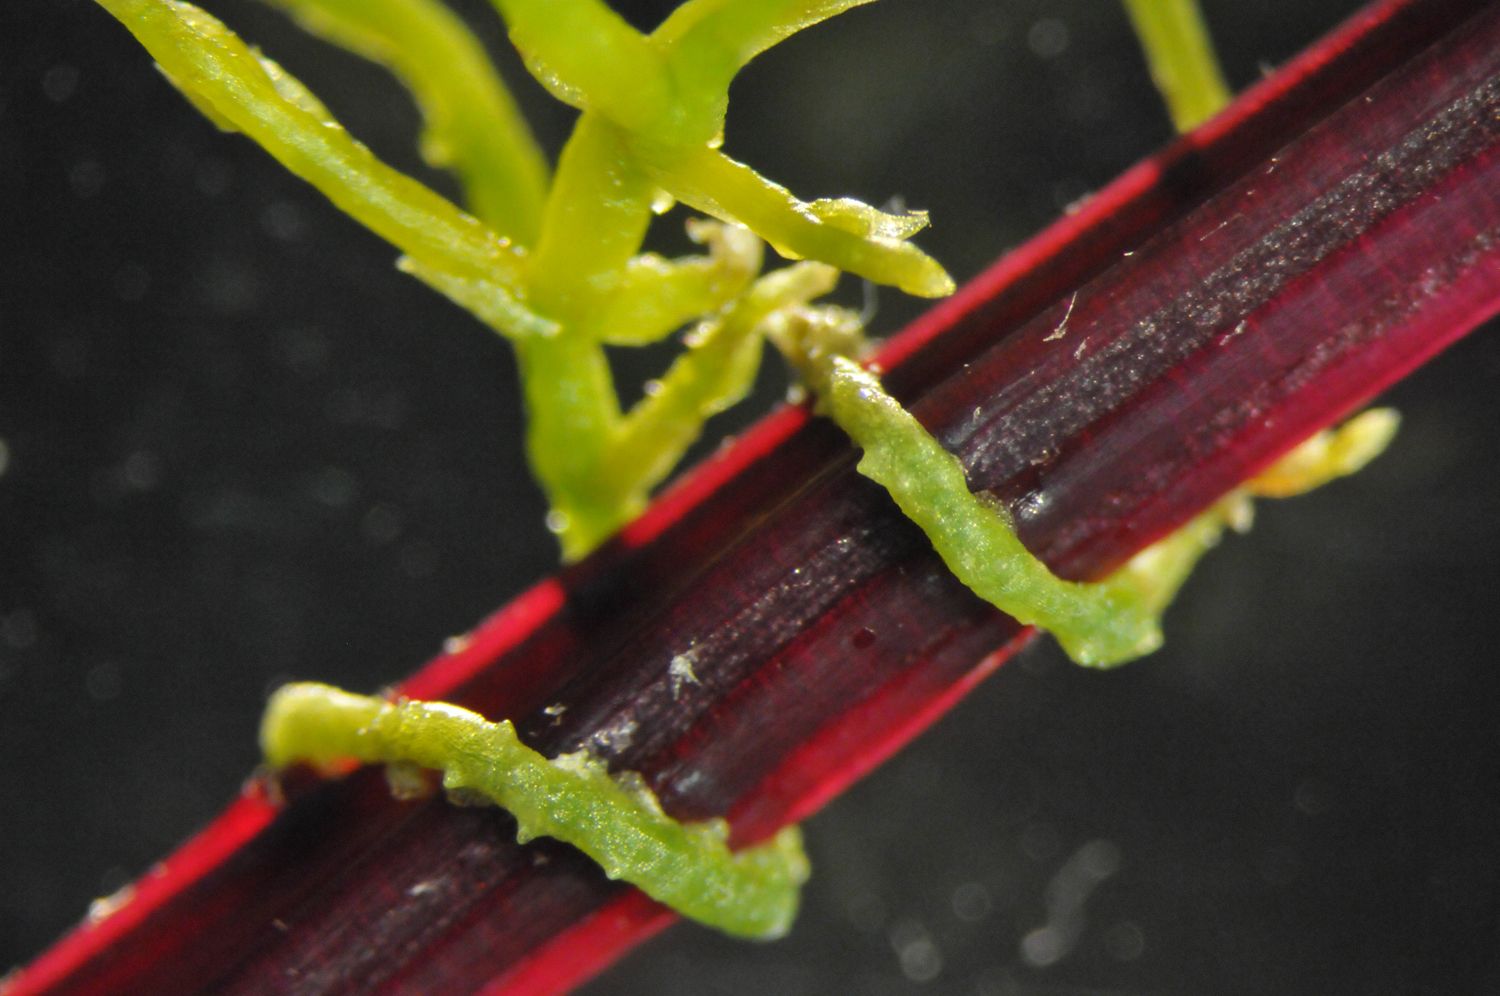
98 0 950 562
99 0 1397 939
261 683 809 939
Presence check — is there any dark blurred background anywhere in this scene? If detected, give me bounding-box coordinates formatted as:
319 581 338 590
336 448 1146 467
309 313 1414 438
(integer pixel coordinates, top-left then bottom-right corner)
3 1 1498 992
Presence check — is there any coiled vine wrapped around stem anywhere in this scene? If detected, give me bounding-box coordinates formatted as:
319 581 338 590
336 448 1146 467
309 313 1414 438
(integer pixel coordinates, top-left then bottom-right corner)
97 0 1398 939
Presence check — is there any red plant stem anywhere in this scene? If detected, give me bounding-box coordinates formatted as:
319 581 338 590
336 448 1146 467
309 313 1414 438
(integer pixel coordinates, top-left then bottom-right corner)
12 0 1500 992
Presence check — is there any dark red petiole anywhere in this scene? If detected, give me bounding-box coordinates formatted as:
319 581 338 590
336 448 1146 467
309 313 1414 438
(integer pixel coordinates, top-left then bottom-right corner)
11 0 1500 992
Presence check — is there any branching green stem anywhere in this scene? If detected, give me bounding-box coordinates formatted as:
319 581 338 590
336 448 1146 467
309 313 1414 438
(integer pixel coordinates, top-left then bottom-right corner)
99 0 948 560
